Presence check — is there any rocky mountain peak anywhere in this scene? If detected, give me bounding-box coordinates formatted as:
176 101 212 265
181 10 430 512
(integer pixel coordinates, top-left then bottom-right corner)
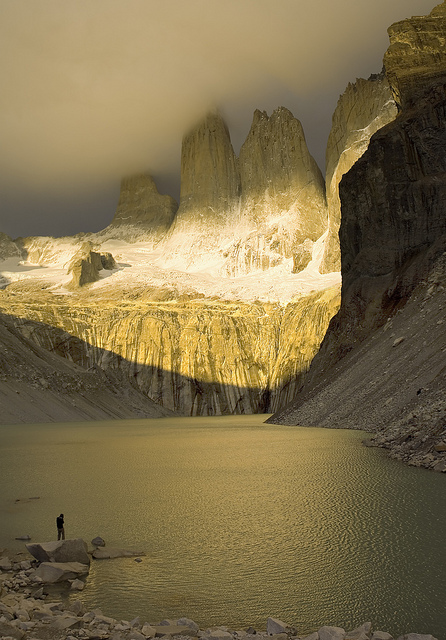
109 173 178 237
384 1 446 108
175 110 241 224
320 73 397 273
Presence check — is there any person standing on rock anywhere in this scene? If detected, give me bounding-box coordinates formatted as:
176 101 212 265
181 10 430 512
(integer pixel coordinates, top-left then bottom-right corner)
56 513 65 540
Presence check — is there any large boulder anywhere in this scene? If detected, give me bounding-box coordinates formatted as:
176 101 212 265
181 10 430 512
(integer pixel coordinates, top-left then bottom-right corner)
26 538 90 565
34 561 89 583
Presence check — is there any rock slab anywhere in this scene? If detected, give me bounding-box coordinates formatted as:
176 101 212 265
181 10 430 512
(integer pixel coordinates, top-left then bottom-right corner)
26 538 90 565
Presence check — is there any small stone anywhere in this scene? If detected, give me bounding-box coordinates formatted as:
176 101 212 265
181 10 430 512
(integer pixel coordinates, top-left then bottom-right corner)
91 536 106 547
346 623 372 640
142 623 157 637
392 337 405 347
371 633 393 640
318 627 346 640
266 619 294 636
177 619 200 633
70 579 85 591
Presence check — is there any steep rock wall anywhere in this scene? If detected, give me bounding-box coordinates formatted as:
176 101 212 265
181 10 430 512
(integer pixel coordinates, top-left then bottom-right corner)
320 75 397 273
268 2 446 471
109 173 178 239
161 112 241 267
0 285 340 417
0 311 173 424
225 107 327 276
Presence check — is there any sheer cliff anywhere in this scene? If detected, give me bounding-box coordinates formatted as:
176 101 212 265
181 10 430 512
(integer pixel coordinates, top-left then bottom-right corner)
0 283 340 418
269 2 446 472
108 173 178 240
0 5 434 427
320 74 398 273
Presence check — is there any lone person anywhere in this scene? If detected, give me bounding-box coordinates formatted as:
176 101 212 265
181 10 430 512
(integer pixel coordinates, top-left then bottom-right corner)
56 513 65 540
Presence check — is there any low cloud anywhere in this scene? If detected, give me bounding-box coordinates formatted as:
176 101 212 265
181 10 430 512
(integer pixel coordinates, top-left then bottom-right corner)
0 0 436 237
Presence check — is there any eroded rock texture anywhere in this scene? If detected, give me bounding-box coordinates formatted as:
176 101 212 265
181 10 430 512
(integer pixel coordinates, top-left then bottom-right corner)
110 173 178 238
160 108 330 276
0 309 173 424
269 3 446 471
162 111 241 265
384 1 446 108
320 74 397 273
229 107 327 275
0 286 340 417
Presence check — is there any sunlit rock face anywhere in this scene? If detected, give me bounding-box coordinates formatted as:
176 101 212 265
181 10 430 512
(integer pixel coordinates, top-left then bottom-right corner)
67 243 117 289
384 1 446 108
159 108 329 277
161 111 241 268
320 74 398 273
109 173 178 239
0 309 173 424
0 285 340 416
269 3 446 470
226 107 327 276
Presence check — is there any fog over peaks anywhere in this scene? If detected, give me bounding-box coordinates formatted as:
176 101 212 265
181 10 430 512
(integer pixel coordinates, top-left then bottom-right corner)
0 0 436 237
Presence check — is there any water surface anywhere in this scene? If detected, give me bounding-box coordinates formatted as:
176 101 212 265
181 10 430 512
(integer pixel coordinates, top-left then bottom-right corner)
0 415 445 638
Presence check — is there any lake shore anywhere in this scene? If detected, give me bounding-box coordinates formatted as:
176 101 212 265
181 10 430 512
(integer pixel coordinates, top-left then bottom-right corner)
0 548 439 640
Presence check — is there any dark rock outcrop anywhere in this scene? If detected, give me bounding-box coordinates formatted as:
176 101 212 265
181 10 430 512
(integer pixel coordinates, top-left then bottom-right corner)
320 74 397 273
268 2 446 471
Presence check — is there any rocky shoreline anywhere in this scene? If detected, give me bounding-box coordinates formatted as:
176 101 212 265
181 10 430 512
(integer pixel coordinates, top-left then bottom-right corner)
0 541 439 640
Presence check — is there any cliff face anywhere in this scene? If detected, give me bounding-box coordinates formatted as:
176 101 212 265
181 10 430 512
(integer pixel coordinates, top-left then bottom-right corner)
0 309 173 424
0 284 340 418
227 107 327 276
161 112 241 267
269 2 446 471
157 108 330 276
384 1 446 108
109 173 178 239
320 75 398 273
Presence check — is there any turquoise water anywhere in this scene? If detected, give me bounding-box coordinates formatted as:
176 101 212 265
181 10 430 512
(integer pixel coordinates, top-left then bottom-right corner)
0 415 445 638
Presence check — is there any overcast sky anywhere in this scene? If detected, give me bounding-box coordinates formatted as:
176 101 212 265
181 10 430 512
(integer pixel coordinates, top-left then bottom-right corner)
0 0 437 239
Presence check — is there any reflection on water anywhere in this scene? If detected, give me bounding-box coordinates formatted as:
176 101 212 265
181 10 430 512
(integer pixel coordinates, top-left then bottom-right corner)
0 415 445 639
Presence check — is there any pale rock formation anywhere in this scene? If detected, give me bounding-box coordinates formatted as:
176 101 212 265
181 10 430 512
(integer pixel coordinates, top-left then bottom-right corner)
70 578 85 590
109 173 178 239
346 623 372 640
0 232 23 261
318 628 346 640
227 107 327 276
266 617 295 635
67 243 117 288
162 111 241 267
26 539 90 565
34 561 89 583
320 74 397 273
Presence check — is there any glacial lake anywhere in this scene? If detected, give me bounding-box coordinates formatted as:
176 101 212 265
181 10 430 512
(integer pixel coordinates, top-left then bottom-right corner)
0 415 445 639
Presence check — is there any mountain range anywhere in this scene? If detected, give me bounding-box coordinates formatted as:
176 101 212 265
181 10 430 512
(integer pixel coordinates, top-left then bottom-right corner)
0 2 445 471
